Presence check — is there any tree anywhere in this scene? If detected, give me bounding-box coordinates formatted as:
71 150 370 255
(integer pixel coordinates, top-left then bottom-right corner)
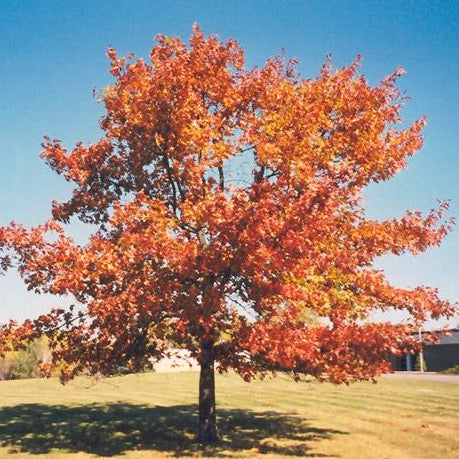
0 337 51 380
0 26 456 443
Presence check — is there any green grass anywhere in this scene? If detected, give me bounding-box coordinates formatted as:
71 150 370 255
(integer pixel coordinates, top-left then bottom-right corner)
0 372 457 458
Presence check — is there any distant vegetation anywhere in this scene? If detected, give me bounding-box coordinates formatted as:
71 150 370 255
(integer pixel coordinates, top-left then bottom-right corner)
0 337 50 380
442 364 459 374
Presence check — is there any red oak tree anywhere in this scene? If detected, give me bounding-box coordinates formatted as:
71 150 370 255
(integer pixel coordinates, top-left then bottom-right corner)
0 26 456 443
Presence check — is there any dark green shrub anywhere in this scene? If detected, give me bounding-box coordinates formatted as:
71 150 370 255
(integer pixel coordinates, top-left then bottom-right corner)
442 365 459 375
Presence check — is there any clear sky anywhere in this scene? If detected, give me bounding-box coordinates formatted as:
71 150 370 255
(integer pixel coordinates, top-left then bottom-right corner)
0 0 457 326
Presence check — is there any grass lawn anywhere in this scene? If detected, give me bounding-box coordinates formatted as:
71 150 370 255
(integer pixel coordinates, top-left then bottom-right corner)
0 371 457 458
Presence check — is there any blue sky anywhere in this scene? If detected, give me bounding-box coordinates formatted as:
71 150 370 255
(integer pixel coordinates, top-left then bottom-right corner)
0 0 457 325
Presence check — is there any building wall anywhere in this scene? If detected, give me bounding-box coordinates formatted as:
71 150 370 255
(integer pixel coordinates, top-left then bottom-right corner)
388 329 459 372
424 344 459 372
389 344 459 372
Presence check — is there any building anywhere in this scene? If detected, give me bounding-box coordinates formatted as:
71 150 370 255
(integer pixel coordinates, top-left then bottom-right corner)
390 328 459 372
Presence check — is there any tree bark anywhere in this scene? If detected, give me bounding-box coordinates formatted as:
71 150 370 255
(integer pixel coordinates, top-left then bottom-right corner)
197 339 218 443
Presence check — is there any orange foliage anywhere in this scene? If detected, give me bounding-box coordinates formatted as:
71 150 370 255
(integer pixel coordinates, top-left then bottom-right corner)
0 26 456 383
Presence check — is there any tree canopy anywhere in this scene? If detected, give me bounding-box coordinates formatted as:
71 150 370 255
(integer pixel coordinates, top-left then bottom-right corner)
0 25 456 442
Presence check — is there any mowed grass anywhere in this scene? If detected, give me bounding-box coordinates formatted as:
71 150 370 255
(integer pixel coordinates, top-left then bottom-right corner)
0 372 457 458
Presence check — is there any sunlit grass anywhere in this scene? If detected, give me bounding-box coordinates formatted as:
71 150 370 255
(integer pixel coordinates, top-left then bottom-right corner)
0 371 457 458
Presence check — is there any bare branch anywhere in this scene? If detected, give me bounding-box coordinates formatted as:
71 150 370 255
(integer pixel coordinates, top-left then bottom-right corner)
218 164 225 190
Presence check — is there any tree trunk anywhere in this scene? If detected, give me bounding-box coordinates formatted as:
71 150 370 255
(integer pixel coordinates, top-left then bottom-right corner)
197 339 218 443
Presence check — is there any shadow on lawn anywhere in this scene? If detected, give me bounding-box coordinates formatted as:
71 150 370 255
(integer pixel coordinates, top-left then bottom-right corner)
0 403 346 457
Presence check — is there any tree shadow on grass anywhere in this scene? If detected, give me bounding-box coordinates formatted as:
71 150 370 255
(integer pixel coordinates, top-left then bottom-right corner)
0 403 346 457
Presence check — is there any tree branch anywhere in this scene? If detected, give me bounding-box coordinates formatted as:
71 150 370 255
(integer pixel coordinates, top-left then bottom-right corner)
218 164 225 191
